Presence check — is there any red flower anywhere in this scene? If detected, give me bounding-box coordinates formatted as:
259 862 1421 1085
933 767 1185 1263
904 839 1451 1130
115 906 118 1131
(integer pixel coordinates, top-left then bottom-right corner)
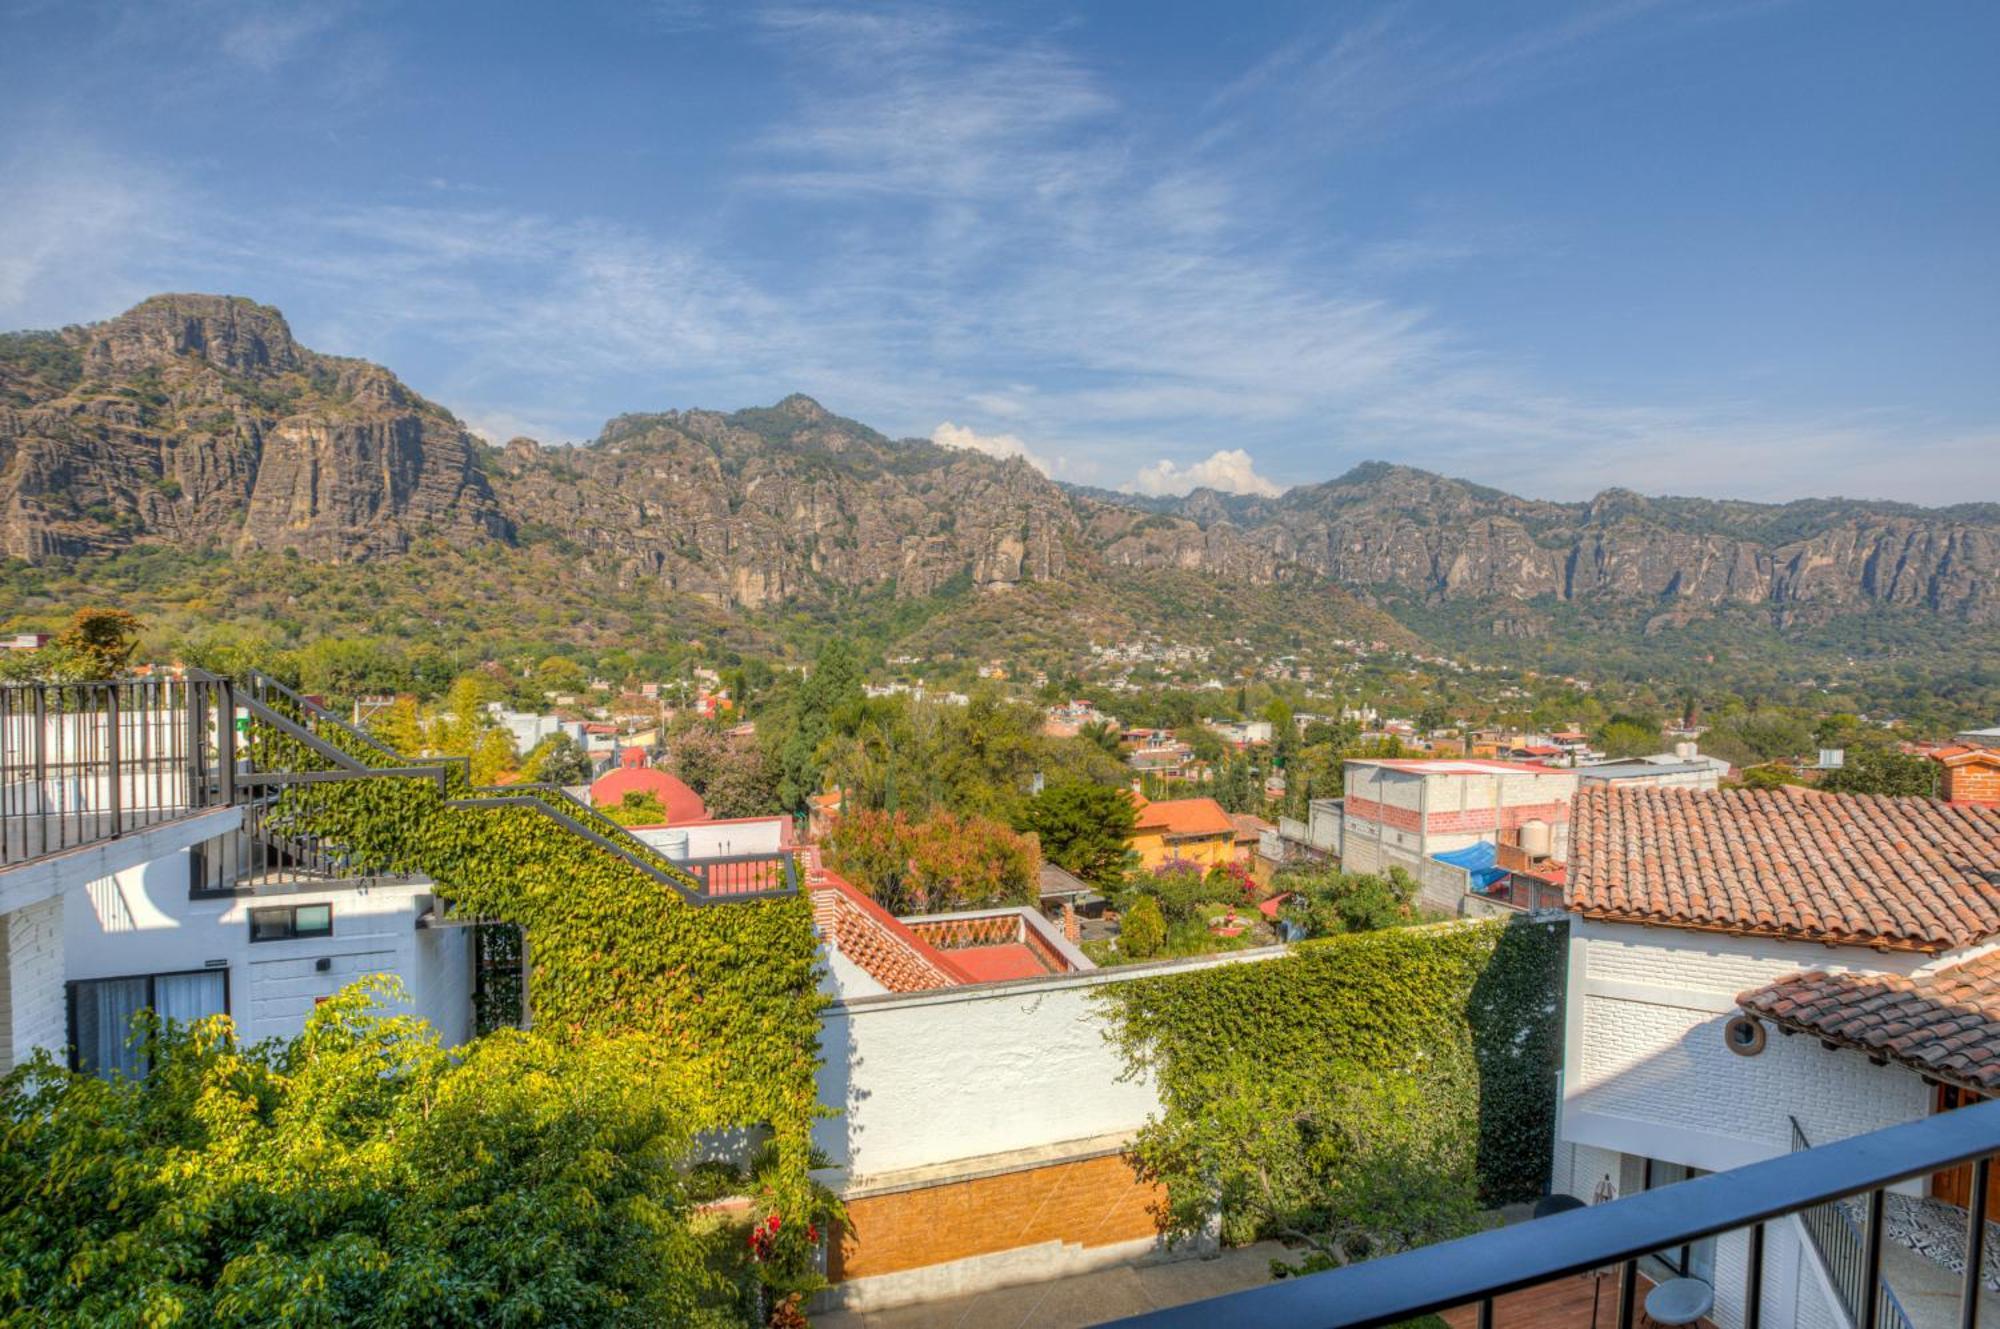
807 1224 820 1244
766 1213 782 1232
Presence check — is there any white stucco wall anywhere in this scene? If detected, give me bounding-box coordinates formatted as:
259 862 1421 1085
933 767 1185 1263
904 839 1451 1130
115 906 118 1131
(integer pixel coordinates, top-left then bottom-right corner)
816 948 1286 1179
1563 919 1934 1175
62 845 473 1051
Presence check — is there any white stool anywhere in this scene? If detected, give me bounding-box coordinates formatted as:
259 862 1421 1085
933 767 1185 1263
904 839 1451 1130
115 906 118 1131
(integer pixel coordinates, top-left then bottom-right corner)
1643 1277 1713 1327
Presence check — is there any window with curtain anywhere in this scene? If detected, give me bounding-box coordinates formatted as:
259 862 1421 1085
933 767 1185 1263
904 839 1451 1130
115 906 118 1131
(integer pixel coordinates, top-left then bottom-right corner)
69 969 227 1077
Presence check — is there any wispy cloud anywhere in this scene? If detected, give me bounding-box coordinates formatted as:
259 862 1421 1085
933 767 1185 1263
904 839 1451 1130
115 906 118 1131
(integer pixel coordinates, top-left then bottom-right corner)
0 2 1988 508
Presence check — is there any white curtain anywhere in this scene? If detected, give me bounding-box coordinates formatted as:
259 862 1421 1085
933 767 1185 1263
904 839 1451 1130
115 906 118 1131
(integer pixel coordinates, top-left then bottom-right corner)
75 977 148 1079
153 971 226 1027
75 971 225 1078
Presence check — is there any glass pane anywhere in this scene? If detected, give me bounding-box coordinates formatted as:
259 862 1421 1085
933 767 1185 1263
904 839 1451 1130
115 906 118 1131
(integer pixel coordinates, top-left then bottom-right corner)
74 977 148 1078
154 971 226 1026
293 904 332 937
250 908 291 941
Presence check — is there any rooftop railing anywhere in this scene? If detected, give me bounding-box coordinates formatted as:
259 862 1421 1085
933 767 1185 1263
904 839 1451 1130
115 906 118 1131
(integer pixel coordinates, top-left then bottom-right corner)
1105 1099 2000 1329
3 670 795 905
1 674 234 867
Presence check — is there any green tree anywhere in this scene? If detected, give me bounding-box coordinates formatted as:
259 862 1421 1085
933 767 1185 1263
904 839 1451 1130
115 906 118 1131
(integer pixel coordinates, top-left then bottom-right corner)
1278 866 1420 937
777 638 863 811
526 732 594 786
54 606 145 677
604 789 670 826
0 981 730 1326
1596 718 1658 759
1125 1062 1485 1275
1819 745 1938 798
1021 782 1139 887
1119 895 1167 959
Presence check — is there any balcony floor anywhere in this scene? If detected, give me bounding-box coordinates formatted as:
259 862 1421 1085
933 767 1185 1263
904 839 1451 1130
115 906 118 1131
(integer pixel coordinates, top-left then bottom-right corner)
1440 1270 1714 1328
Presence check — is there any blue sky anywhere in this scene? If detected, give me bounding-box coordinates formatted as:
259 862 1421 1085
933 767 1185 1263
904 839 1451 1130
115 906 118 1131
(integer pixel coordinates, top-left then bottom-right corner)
3 1 1995 504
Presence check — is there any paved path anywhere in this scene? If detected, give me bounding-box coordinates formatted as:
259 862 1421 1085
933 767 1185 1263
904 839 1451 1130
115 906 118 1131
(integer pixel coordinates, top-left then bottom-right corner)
814 1243 1290 1329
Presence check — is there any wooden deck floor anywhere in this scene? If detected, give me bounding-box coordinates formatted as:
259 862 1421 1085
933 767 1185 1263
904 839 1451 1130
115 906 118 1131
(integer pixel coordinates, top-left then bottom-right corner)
1439 1270 1717 1328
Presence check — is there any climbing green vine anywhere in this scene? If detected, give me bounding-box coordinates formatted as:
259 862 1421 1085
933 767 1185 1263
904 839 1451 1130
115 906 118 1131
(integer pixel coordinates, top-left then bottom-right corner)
1100 916 1567 1253
243 694 828 1306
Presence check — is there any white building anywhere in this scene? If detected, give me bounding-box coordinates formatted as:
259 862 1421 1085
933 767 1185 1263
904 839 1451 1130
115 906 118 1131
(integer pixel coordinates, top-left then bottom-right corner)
1340 758 1578 911
1558 782 2000 1329
3 680 482 1077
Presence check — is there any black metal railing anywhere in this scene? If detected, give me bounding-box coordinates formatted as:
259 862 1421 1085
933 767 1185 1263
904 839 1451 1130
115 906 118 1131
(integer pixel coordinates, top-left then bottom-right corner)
2 668 797 906
1 675 234 868
1106 1099 2000 1329
1791 1116 1917 1329
230 675 796 905
679 851 799 898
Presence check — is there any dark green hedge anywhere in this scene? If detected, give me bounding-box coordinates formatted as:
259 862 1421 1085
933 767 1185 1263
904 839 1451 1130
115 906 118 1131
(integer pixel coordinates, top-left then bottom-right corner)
1103 917 1567 1206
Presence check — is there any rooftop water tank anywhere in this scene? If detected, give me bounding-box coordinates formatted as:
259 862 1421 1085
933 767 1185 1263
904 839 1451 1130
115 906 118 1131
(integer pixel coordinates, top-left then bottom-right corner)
1518 819 1552 860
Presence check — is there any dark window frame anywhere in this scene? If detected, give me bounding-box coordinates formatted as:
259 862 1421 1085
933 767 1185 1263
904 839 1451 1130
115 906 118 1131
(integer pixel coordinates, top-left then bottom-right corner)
65 966 232 1074
248 902 334 943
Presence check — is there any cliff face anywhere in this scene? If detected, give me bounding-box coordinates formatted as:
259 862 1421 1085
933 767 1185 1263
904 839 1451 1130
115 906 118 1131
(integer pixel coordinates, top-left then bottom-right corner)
489 395 1077 608
0 295 510 561
6 295 1998 633
1135 463 2000 625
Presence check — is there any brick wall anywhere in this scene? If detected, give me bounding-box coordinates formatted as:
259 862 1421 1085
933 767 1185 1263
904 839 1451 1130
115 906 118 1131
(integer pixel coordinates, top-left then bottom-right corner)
831 1152 1164 1281
1 896 66 1071
1942 756 2000 805
1567 923 1932 1167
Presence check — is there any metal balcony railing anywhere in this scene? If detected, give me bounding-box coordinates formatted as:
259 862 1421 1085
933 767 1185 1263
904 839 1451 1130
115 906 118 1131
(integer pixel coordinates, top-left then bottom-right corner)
1792 1115 1917 1329
1105 1099 2000 1329
3 669 796 906
1 674 235 867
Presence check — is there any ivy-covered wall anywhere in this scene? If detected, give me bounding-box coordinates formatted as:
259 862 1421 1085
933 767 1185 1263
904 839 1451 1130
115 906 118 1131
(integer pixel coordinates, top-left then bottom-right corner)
243 699 828 1290
1102 916 1567 1207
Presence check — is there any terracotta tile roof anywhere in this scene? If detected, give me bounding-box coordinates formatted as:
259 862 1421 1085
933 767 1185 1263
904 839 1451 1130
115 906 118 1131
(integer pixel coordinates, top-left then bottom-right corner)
1229 812 1275 845
1570 785 2000 951
809 868 968 992
1132 795 1235 837
1738 952 2000 1092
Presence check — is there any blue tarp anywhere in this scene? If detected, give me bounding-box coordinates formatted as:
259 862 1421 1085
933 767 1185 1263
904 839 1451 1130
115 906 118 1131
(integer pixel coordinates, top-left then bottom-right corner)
1432 841 1509 892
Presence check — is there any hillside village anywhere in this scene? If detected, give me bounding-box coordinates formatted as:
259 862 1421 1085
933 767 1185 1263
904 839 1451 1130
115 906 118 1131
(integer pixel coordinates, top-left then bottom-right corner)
3 3 1997 1321
8 607 2000 1326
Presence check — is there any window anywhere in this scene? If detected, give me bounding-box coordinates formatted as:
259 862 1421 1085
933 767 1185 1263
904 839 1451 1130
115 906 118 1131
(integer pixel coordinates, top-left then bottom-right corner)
249 902 333 943
68 969 228 1077
1641 1158 1717 1282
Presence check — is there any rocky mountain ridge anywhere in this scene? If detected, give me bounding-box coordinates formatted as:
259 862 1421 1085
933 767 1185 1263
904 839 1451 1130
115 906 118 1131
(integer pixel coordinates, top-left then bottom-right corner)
4 295 1997 633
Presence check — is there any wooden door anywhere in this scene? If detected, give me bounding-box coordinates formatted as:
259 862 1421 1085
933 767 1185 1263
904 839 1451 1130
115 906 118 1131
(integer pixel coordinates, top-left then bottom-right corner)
1933 1084 2000 1220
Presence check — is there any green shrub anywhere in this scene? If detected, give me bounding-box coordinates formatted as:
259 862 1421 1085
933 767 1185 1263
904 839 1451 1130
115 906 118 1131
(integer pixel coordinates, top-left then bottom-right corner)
1120 896 1167 958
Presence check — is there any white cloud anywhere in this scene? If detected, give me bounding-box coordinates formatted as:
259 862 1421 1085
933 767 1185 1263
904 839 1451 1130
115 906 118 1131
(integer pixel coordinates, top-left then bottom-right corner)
931 421 1051 476
1129 449 1283 498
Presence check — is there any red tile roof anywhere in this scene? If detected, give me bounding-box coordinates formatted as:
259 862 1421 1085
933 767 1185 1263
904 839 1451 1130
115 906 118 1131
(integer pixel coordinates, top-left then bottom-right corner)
1738 951 2000 1091
1228 812 1275 845
589 766 708 823
1132 795 1235 837
1570 785 2000 951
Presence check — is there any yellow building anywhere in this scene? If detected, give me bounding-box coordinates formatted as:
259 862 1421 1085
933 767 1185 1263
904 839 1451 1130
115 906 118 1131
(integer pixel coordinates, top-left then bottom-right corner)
1128 795 1238 872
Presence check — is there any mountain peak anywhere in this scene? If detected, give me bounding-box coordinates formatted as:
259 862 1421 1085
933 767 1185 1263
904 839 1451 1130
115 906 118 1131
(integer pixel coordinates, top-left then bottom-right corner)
773 392 831 421
88 293 302 378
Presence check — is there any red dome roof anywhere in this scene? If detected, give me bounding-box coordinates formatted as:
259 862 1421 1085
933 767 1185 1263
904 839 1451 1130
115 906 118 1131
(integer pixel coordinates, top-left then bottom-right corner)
590 766 708 824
